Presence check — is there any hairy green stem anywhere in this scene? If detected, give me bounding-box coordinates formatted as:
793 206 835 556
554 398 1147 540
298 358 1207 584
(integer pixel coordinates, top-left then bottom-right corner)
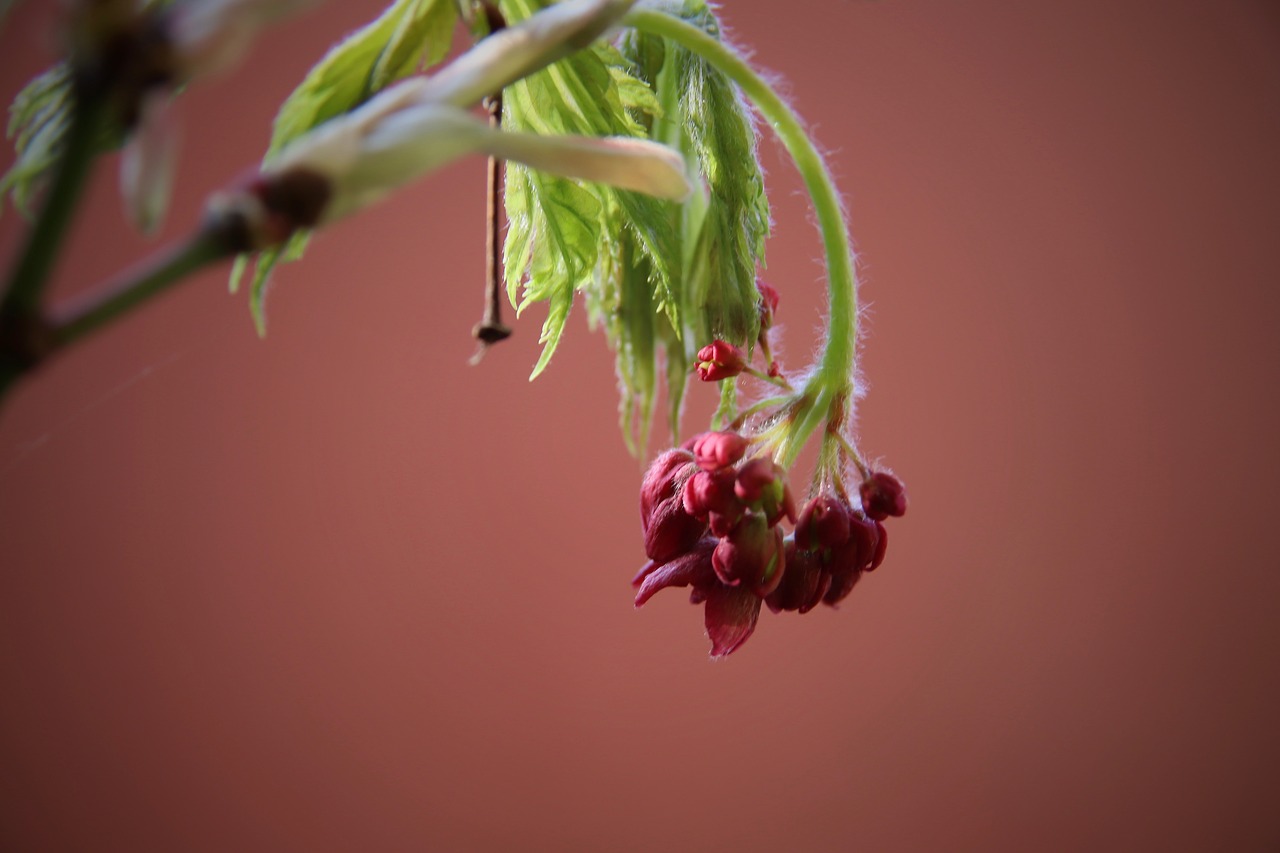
51 229 233 347
1 89 105 317
625 8 859 468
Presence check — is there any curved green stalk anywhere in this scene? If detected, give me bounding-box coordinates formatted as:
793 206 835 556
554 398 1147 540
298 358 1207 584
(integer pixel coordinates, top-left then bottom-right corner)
624 8 859 468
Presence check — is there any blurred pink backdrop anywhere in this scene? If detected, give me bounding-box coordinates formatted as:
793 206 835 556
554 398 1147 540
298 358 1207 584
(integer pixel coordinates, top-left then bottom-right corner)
2 1 1278 850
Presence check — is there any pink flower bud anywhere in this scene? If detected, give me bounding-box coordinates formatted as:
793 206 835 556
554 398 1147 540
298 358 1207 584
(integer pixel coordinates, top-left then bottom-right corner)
733 457 777 502
691 431 749 472
795 494 850 551
695 340 747 382
734 457 794 524
681 469 739 519
859 471 907 520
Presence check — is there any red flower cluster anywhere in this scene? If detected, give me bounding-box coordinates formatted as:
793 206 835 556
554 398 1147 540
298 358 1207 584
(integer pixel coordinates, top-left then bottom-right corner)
634 433 907 656
634 430 799 656
767 493 882 613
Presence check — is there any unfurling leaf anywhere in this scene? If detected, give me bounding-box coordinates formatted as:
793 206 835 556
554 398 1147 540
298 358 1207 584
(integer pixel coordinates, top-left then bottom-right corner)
660 0 770 350
500 0 677 381
501 0 767 452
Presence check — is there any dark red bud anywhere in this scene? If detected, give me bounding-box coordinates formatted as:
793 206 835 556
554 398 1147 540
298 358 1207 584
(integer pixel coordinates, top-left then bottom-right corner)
708 508 743 537
795 494 852 551
842 513 880 573
767 538 824 613
640 448 695 523
821 514 876 607
712 513 785 596
860 471 907 520
762 525 787 597
695 339 747 382
691 431 750 472
643 498 707 564
806 572 834 613
823 565 862 607
640 449 706 563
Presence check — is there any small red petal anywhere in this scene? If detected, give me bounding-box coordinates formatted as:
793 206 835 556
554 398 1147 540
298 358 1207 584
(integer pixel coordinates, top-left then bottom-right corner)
635 539 717 607
704 583 763 658
868 521 888 570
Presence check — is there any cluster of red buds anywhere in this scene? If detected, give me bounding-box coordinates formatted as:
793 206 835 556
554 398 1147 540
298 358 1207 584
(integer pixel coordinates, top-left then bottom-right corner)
766 475 903 615
633 428 907 656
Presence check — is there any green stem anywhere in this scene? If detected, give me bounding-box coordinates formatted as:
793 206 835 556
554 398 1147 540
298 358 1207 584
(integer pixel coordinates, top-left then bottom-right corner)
744 365 792 391
1 89 105 317
50 229 233 347
624 9 859 468
728 393 792 430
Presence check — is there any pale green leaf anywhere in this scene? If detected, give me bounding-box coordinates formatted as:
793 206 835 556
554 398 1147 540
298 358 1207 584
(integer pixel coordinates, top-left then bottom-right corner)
667 0 770 350
234 0 459 318
501 0 679 380
528 275 575 380
263 0 457 162
501 0 769 451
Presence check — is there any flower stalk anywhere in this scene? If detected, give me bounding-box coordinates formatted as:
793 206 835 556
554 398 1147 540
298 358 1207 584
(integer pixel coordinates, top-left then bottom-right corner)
624 7 860 469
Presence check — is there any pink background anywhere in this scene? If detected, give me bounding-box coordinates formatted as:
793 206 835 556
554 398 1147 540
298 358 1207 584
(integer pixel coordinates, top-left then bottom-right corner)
3 1 1279 850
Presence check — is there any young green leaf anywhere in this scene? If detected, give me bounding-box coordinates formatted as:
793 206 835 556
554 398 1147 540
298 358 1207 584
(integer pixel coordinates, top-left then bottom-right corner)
500 0 768 452
234 0 459 326
500 0 678 381
663 0 770 350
